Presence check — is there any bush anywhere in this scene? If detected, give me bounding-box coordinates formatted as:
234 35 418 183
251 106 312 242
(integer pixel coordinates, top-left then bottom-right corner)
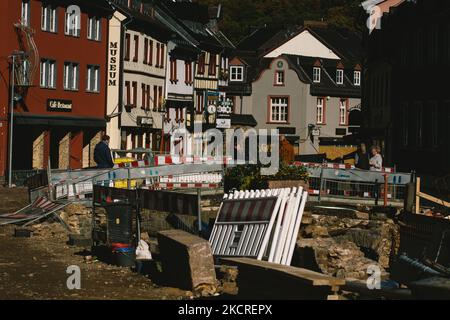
224 164 308 193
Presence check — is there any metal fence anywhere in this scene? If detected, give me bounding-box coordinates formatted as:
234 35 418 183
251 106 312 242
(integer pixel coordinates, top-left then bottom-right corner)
305 165 412 204
12 169 46 187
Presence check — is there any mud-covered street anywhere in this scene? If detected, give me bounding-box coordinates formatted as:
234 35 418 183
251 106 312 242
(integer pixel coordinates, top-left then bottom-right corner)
0 224 190 300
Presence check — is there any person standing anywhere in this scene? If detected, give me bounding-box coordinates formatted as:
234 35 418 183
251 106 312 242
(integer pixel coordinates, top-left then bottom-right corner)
369 146 383 171
94 135 114 168
355 143 370 170
279 135 295 165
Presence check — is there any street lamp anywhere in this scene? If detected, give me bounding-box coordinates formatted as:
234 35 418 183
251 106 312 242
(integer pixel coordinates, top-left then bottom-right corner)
8 51 26 188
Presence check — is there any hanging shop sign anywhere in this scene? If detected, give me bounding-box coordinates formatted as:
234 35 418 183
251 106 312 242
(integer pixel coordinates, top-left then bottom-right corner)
137 116 154 127
216 98 233 129
47 99 72 112
216 118 231 129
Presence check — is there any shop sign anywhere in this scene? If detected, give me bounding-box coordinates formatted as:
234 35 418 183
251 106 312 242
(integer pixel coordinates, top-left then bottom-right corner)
216 118 231 129
47 99 72 112
137 116 153 127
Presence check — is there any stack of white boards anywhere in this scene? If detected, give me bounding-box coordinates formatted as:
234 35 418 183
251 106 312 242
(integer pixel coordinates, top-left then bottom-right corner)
209 187 308 266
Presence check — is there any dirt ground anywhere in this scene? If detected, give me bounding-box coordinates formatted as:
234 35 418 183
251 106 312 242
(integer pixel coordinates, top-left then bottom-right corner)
0 186 191 300
0 187 29 214
0 224 192 300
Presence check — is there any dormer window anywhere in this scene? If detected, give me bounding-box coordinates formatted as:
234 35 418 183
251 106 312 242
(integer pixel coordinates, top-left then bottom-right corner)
354 70 361 86
336 69 344 85
313 67 321 83
230 66 244 81
275 71 284 85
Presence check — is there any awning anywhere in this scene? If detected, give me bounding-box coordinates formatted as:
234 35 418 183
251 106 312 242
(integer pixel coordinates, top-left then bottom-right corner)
14 114 106 128
230 114 257 127
165 99 194 109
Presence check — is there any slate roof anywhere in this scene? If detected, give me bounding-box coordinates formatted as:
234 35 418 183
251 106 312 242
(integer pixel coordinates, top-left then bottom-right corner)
236 24 363 64
308 26 363 62
283 54 362 98
109 0 173 41
155 0 231 54
236 26 293 55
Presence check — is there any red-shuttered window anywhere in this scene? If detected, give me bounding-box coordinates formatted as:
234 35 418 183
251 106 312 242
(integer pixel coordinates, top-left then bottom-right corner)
160 44 165 68
125 33 130 61
156 43 160 67
133 35 139 62
144 38 148 64
125 81 131 105
149 40 153 65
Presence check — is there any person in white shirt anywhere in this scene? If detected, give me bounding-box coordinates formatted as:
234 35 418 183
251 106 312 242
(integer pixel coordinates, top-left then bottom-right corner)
369 146 383 171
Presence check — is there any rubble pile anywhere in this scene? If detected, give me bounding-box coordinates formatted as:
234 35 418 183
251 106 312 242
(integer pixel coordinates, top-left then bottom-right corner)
31 222 67 239
294 211 400 279
59 204 93 236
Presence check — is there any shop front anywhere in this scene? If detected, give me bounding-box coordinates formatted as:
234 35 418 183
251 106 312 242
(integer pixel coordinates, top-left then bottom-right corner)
13 107 105 170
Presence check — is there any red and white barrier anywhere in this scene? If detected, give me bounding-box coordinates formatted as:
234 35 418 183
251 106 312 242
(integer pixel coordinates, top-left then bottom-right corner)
154 155 232 166
295 161 395 173
153 182 221 190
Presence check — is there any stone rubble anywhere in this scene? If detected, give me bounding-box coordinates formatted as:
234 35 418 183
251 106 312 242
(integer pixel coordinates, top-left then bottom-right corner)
294 210 400 280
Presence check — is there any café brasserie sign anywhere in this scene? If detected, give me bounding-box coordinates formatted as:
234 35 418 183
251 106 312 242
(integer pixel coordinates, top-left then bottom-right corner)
47 99 73 112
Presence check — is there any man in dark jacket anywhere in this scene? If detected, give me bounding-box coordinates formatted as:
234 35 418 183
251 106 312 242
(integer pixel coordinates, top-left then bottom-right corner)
94 135 114 168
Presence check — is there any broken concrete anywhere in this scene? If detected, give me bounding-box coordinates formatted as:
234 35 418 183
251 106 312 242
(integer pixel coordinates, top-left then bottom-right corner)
157 230 217 294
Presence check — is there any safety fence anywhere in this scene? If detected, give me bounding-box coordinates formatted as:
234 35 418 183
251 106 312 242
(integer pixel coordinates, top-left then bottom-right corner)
93 185 207 238
28 161 225 201
302 162 412 204
308 177 406 201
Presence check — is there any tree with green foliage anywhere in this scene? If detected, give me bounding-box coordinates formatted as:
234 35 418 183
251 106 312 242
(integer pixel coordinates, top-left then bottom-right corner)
198 0 364 44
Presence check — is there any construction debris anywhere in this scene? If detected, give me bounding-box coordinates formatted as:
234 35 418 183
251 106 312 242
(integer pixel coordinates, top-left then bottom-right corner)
59 204 92 236
295 238 387 280
157 230 217 296
222 257 345 300
299 213 400 270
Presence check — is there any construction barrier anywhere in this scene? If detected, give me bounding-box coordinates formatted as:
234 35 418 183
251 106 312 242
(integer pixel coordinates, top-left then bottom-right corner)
303 163 412 204
209 187 308 266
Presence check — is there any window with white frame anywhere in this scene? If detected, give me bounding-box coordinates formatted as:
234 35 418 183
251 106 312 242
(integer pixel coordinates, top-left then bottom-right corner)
336 69 344 84
339 99 347 125
86 65 100 92
354 71 361 86
230 66 244 81
88 16 101 41
270 97 289 123
41 5 57 32
40 59 56 88
275 71 284 85
65 7 80 37
63 62 79 90
21 1 30 26
316 98 325 124
313 67 321 83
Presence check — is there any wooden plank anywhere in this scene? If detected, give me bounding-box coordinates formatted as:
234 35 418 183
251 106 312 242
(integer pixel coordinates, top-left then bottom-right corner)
221 257 345 287
415 177 421 214
418 191 450 208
